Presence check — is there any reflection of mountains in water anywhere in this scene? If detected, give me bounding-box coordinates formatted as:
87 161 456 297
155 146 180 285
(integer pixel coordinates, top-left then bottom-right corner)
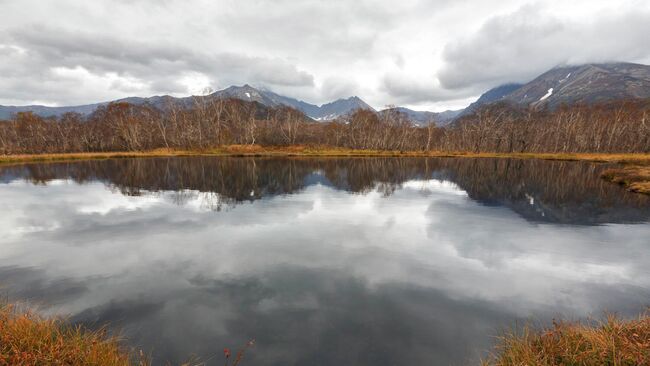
1 157 649 225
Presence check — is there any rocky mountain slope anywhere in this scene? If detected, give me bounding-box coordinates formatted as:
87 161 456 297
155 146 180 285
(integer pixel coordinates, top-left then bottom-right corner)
462 62 650 116
458 83 523 117
379 107 461 126
505 63 650 108
0 85 375 121
3 62 649 123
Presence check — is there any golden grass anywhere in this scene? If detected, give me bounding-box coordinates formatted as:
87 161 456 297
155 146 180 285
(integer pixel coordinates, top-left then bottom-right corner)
2 145 650 164
0 302 148 366
0 148 199 166
482 314 650 366
602 166 650 195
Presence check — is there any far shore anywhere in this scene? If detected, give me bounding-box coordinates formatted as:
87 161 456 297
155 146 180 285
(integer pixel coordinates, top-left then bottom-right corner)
2 145 650 194
3 145 650 164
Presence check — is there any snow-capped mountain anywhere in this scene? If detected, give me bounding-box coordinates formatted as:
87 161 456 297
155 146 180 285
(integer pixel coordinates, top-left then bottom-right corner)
224 86 376 120
0 85 375 121
315 97 375 120
504 63 650 107
460 62 650 118
3 62 649 122
379 107 461 126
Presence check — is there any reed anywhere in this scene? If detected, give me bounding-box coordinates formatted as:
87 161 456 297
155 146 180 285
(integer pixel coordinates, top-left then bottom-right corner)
0 302 148 366
482 313 650 365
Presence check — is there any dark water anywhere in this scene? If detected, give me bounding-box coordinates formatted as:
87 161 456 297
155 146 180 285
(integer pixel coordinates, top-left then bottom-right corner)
1 157 649 365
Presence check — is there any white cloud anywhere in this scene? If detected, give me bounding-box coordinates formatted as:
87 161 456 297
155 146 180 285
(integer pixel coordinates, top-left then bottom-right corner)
0 0 648 110
2 177 649 315
439 2 650 90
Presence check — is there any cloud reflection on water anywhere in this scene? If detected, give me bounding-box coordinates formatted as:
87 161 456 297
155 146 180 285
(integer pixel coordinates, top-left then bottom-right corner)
0 158 649 365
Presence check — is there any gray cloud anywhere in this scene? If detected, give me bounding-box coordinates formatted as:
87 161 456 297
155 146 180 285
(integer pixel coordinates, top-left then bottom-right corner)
381 72 474 105
0 0 649 109
439 4 650 90
319 77 361 101
0 25 314 104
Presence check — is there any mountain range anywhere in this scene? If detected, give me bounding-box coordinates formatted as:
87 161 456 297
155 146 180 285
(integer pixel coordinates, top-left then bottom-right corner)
0 85 378 122
465 62 650 114
2 62 649 124
379 107 461 126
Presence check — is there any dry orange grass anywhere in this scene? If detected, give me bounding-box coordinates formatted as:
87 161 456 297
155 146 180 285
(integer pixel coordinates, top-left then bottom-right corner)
2 145 650 164
0 303 147 366
602 166 650 194
483 314 650 366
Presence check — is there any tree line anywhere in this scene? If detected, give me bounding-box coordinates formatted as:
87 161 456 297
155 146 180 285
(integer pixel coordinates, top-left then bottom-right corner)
0 97 648 154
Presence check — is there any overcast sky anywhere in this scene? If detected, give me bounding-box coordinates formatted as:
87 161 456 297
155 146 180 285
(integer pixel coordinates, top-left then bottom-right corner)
1 0 649 111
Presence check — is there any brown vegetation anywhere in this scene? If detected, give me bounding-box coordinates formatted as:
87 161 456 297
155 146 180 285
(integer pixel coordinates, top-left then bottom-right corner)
0 301 252 365
1 97 649 191
0 98 648 155
1 98 649 193
602 165 650 194
482 314 650 366
2 300 649 366
0 302 148 366
2 147 650 166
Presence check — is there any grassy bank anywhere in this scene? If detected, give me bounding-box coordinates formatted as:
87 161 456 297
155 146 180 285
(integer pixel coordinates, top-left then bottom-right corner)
0 302 147 365
483 314 650 365
602 166 650 194
2 145 650 164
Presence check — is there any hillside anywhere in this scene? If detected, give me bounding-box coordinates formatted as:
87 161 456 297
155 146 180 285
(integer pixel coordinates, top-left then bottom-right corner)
505 63 650 108
0 85 375 121
379 107 461 126
4 62 650 123
458 83 523 117
461 62 650 118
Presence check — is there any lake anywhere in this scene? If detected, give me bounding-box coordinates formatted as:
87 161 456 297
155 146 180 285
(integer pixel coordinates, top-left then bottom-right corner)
1 157 649 365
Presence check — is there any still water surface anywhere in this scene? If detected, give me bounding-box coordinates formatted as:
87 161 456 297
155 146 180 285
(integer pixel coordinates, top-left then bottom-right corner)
1 157 649 365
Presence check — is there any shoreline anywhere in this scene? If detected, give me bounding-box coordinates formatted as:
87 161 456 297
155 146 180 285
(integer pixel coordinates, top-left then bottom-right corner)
2 300 648 365
2 145 650 164
2 146 650 194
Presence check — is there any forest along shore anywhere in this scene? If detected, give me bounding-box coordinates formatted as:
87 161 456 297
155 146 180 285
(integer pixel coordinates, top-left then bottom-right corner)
1 98 649 155
1 98 649 193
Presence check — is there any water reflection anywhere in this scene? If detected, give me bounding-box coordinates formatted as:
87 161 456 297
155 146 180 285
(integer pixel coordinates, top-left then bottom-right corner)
2 157 649 224
0 157 649 366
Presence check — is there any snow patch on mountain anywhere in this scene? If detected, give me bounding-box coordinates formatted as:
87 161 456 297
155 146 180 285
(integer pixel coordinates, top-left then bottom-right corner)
539 88 553 101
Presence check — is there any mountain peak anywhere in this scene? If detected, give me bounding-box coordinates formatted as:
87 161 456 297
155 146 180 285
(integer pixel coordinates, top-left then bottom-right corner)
503 62 650 107
456 62 650 121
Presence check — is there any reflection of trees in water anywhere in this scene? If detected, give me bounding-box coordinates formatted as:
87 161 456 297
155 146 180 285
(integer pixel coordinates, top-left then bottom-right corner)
1 157 649 223
435 158 650 223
